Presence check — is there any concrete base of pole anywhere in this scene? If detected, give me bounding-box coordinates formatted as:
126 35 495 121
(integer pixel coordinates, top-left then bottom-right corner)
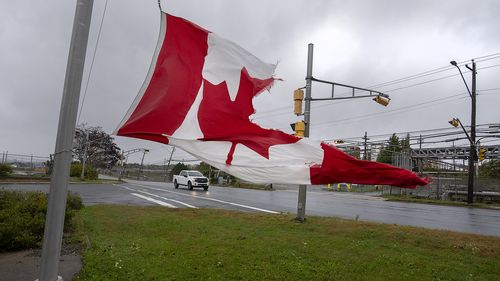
295 184 307 222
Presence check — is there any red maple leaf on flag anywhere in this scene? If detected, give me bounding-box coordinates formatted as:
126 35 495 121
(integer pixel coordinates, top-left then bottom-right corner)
198 68 299 164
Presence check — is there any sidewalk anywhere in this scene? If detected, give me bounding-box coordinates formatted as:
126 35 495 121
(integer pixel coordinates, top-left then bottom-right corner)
0 248 81 281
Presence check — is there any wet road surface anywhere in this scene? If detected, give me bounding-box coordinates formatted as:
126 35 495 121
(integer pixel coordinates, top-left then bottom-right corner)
3 180 500 237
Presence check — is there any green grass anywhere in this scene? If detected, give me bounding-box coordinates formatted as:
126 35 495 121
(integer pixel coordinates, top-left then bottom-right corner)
75 206 500 281
383 195 500 209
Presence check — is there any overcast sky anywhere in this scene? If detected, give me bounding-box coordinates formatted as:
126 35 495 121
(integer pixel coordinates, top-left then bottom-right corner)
1 0 500 164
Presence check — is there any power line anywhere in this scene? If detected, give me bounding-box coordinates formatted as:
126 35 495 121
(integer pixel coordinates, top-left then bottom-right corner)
369 52 500 89
77 0 109 124
254 56 500 120
326 123 497 142
384 63 500 94
313 93 469 128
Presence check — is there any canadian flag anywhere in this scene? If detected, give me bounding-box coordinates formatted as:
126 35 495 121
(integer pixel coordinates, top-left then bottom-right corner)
115 12 428 188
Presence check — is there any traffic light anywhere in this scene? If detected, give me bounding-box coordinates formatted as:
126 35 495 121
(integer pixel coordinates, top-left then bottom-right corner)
373 95 390 106
478 148 486 161
290 121 305 137
293 89 304 115
449 118 460 128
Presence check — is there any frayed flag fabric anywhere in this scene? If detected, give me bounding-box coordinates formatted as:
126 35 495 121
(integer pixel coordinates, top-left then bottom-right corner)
115 12 428 188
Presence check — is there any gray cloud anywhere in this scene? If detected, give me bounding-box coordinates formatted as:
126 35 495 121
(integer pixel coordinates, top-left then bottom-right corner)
1 0 499 164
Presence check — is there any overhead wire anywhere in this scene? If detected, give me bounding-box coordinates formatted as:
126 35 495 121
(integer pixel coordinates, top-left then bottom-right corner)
325 123 497 142
313 94 469 128
253 54 500 120
77 0 110 125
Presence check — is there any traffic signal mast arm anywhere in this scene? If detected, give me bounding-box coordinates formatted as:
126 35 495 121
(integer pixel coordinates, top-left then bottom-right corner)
448 118 473 145
308 77 390 103
292 77 390 136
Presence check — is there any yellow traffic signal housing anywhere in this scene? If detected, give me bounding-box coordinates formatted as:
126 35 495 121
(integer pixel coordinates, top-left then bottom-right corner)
479 148 486 161
293 89 304 115
373 95 390 106
290 121 305 137
449 118 460 128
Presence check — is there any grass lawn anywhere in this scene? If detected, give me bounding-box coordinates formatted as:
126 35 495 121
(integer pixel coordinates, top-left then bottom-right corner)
74 206 500 281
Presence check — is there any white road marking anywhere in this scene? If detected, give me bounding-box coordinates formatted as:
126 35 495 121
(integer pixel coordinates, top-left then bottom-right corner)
128 183 280 214
115 184 197 208
130 193 177 208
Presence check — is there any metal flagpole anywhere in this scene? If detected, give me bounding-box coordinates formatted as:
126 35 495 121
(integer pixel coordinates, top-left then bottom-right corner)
37 0 94 280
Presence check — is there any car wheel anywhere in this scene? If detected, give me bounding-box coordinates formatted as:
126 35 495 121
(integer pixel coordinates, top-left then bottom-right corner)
174 180 178 189
188 181 193 190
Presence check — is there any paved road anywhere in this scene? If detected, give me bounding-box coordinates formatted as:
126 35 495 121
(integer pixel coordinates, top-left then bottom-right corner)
3 180 500 237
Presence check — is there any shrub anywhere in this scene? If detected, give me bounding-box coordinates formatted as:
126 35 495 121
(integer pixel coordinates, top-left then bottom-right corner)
0 164 12 178
0 190 83 252
70 162 98 180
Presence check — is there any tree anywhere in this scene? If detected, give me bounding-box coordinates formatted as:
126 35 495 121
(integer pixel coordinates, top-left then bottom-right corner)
70 162 98 180
479 160 500 178
169 162 189 179
377 133 414 165
197 162 212 177
73 124 121 170
344 147 361 159
0 164 12 178
376 134 401 164
401 133 411 150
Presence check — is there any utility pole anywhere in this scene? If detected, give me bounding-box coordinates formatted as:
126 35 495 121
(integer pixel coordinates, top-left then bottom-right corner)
119 150 125 180
164 146 175 181
468 60 477 204
295 43 313 222
80 130 89 180
138 149 148 180
38 1 94 280
450 59 476 204
363 131 369 160
418 134 423 173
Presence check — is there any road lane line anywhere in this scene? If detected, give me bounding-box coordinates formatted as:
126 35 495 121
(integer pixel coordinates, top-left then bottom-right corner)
115 184 197 208
130 193 177 208
128 183 279 214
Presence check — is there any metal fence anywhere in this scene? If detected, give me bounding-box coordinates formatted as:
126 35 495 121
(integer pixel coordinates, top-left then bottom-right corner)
1 151 50 176
384 150 500 203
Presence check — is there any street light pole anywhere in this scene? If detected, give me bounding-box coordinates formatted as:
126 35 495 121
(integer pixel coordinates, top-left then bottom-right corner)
450 60 476 204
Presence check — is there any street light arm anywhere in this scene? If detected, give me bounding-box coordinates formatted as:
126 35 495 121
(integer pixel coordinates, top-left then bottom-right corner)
452 65 473 98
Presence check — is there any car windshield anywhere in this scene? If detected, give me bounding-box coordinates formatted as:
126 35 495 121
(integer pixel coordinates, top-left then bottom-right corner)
188 171 203 177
